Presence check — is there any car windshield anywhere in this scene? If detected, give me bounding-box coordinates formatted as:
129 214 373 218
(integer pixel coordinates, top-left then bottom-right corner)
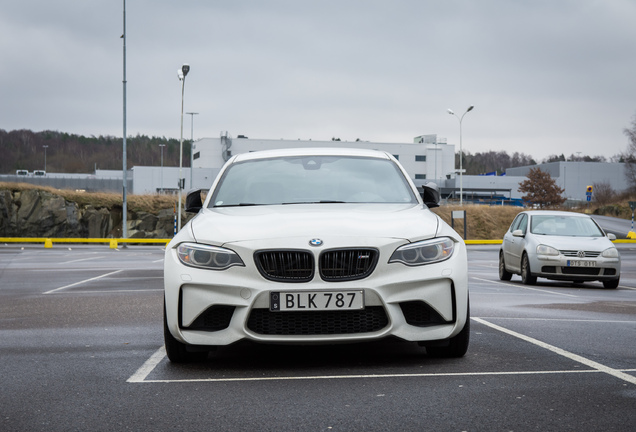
530 215 604 237
209 155 418 207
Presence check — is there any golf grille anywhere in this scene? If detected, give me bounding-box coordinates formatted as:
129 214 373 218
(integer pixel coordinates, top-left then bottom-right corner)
560 250 601 258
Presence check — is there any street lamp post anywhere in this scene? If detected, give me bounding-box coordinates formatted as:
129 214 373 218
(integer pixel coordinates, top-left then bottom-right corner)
43 145 48 171
186 112 199 188
122 0 128 240
447 105 474 206
159 144 165 193
177 64 190 231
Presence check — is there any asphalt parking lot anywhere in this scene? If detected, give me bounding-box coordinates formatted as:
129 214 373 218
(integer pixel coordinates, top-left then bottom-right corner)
1 243 635 431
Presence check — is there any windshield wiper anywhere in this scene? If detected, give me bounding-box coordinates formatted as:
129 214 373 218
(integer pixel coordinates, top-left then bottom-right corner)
214 203 262 207
282 200 347 205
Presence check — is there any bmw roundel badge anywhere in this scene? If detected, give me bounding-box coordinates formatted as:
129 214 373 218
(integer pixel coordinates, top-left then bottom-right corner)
309 238 323 247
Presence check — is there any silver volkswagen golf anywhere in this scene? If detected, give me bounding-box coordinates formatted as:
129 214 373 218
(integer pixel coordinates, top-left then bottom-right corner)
499 210 620 288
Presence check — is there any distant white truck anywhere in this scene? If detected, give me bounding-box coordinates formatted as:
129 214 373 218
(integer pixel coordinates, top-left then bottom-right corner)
16 170 29 176
33 170 46 176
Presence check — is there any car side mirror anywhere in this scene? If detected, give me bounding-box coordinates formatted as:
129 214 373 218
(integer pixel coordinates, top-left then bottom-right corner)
185 189 206 213
607 233 616 241
420 182 440 208
512 229 524 237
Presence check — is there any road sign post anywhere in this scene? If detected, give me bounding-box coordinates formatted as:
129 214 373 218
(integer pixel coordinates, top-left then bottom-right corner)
628 201 636 239
586 185 593 203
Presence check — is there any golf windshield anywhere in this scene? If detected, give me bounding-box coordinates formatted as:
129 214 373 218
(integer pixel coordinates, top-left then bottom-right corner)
530 215 605 237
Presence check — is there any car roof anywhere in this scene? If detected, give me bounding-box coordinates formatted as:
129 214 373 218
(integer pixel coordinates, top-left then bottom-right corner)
521 210 590 218
231 147 392 163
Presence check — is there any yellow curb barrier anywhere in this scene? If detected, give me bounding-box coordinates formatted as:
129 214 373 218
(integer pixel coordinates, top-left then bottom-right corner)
0 238 171 248
464 239 502 245
2 237 635 247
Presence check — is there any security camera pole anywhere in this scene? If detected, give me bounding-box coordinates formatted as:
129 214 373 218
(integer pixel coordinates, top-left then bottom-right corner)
177 64 190 231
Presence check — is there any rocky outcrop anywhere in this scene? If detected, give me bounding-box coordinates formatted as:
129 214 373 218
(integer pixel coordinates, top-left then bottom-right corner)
0 189 183 238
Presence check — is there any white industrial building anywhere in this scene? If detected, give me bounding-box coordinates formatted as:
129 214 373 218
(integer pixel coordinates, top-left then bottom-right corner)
2 133 628 206
507 161 628 203
188 133 456 190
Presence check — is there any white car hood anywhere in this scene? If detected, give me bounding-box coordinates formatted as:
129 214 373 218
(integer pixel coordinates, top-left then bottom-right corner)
189 204 440 245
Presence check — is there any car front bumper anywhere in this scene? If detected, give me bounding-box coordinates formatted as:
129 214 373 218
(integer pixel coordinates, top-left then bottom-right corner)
529 254 620 282
164 237 468 347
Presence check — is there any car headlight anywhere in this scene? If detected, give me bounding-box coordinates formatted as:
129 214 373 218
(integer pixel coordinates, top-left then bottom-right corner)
602 247 619 258
536 244 559 256
177 243 244 270
389 237 455 266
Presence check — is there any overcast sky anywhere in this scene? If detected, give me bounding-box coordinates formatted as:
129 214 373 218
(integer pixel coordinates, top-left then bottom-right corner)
1 0 635 161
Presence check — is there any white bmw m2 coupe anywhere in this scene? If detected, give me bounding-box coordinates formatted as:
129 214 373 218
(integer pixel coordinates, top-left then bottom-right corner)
163 148 469 362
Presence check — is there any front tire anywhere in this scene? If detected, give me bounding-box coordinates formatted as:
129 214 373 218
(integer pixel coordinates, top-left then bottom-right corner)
603 278 620 289
521 253 537 285
164 300 208 363
426 303 470 358
499 251 512 281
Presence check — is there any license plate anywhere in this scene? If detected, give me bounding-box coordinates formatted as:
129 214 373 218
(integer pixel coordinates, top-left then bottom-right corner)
270 291 364 312
567 260 597 267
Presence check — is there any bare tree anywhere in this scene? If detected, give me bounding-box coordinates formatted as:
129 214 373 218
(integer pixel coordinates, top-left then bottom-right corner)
624 114 636 189
592 182 616 206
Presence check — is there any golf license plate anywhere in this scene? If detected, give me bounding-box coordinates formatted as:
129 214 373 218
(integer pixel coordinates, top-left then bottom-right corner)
567 260 597 267
270 290 364 312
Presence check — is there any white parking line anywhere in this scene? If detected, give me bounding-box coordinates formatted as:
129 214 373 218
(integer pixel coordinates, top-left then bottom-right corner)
69 289 163 294
472 277 578 298
136 367 607 384
127 351 636 384
43 270 123 294
127 347 167 383
473 317 636 385
127 318 636 385
62 256 102 264
477 317 635 324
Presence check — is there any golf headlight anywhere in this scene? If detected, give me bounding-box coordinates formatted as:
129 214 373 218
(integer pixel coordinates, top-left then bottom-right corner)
602 247 619 258
177 243 244 270
536 244 559 256
389 237 455 266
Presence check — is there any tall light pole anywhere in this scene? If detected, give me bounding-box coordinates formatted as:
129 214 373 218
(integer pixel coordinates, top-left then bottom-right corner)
177 64 190 231
186 112 198 188
43 145 48 171
122 0 128 239
447 105 474 206
159 144 165 193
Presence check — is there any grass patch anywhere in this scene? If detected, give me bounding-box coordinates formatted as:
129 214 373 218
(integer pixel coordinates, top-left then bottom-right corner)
0 182 180 213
